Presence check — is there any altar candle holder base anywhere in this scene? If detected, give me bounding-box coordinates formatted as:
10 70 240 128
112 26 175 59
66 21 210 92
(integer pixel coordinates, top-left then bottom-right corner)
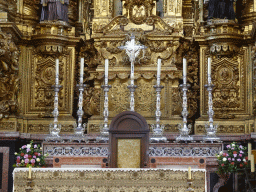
186 179 194 191
96 84 111 143
203 82 221 143
45 84 63 142
70 84 89 143
150 84 167 143
25 178 33 192
150 133 167 143
176 82 193 142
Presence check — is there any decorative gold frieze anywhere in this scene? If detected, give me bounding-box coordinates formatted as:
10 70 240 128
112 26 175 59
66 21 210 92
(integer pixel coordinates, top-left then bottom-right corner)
196 125 245 134
0 122 15 130
27 124 74 133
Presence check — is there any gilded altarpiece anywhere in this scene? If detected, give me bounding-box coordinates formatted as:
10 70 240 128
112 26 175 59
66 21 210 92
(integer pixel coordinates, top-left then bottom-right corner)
195 47 251 134
19 47 76 133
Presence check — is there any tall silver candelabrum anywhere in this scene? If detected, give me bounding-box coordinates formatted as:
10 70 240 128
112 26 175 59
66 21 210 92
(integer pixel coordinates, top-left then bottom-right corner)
203 75 220 143
119 34 146 111
45 74 62 142
176 75 193 142
96 83 111 142
150 84 167 143
70 76 89 143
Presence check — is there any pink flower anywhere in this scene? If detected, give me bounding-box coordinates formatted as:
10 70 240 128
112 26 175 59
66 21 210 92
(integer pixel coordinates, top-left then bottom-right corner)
226 145 231 148
237 159 241 162
228 158 231 161
24 154 28 159
239 150 244 154
233 154 237 157
38 153 41 156
26 148 31 153
24 159 29 164
31 159 35 164
232 158 235 161
239 145 243 149
34 144 37 148
33 156 36 159
223 153 227 157
239 154 243 157
17 156 20 159
231 148 234 150
21 145 26 149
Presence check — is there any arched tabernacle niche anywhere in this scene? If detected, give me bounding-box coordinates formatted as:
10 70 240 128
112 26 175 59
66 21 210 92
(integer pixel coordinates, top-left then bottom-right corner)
109 111 149 168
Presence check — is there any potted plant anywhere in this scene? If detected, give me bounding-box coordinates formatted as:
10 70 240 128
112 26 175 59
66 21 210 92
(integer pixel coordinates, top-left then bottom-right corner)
13 140 48 168
216 142 249 182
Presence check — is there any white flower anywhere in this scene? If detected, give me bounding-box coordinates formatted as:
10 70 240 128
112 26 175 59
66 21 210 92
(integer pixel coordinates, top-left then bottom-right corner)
40 147 42 150
14 152 17 155
232 143 235 147
36 158 40 162
219 151 223 155
243 159 246 162
26 144 31 149
223 158 227 161
21 160 24 163
217 155 220 158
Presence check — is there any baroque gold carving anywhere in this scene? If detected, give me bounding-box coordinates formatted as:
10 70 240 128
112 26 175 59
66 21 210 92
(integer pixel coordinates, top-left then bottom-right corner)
0 122 15 130
196 125 245 134
83 87 101 116
0 31 19 118
211 57 244 118
28 124 73 133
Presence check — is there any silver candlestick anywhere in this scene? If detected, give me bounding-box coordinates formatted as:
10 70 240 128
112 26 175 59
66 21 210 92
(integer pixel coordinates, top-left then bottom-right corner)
203 74 220 143
96 84 112 142
70 82 89 143
119 34 146 111
45 75 62 142
176 75 193 142
150 84 167 143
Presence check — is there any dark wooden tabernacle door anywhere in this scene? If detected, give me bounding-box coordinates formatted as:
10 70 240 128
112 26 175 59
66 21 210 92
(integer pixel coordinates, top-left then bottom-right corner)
109 111 149 168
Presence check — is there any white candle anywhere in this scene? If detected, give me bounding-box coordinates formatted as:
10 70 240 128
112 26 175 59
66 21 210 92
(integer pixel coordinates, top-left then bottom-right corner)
183 58 187 77
28 166 32 179
208 57 211 76
248 143 252 160
188 166 191 179
251 154 255 172
55 58 59 84
157 58 161 85
80 57 84 80
105 59 109 85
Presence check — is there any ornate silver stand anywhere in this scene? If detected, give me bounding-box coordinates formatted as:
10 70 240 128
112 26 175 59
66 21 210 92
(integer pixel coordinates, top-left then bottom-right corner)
176 76 193 142
186 179 195 191
203 75 220 143
45 76 62 142
150 84 167 143
119 34 146 111
96 84 112 142
70 82 89 143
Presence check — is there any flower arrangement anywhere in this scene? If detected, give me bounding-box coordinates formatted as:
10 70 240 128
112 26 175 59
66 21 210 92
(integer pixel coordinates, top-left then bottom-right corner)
13 141 48 167
216 142 249 176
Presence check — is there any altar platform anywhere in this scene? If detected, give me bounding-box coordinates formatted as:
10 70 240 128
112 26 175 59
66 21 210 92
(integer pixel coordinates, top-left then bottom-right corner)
13 168 206 192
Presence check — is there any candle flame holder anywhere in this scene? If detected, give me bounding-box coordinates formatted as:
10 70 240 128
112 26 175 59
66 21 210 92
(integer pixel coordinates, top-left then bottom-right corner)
150 84 167 143
96 84 112 143
203 74 221 143
176 76 193 142
45 82 63 142
70 83 89 143
186 179 195 191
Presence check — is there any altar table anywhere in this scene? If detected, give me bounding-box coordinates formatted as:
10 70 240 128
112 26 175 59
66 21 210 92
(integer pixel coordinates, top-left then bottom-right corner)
13 168 206 192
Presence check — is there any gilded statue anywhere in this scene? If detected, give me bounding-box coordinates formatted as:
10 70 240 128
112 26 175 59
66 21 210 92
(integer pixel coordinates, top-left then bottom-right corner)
40 0 69 22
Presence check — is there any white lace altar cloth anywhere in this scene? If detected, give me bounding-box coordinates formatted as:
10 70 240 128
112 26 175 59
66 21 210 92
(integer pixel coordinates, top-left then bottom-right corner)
13 168 206 192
